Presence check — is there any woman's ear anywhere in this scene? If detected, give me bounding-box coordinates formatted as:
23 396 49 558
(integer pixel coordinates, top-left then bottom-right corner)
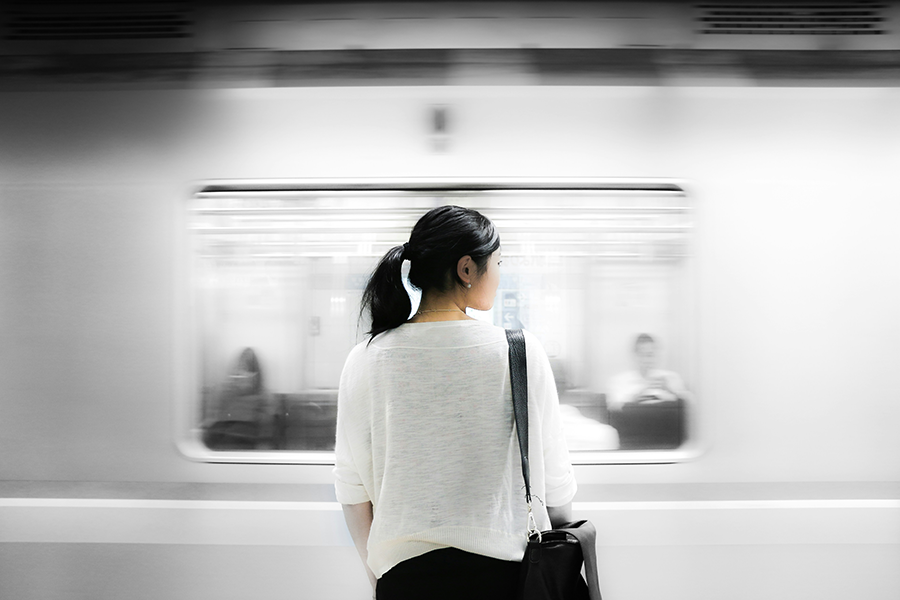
457 255 472 286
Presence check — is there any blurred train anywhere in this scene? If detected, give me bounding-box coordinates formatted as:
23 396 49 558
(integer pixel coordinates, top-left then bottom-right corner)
1 1 899 599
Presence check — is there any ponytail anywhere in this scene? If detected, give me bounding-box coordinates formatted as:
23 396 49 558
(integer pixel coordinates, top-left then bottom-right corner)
360 244 411 341
360 205 500 342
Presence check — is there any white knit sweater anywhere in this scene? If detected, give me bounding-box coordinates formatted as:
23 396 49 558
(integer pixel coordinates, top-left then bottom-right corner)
333 320 577 578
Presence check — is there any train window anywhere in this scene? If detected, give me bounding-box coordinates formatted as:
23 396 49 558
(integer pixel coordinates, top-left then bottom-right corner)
181 182 697 464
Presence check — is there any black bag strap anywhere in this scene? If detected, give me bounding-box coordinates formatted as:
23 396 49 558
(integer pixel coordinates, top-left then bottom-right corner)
506 329 531 505
506 329 603 600
560 520 603 600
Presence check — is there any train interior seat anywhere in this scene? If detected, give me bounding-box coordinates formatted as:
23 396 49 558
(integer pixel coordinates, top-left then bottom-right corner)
276 392 339 451
608 399 686 450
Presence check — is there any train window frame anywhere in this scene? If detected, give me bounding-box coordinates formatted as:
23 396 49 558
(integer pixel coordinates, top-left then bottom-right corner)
174 178 703 465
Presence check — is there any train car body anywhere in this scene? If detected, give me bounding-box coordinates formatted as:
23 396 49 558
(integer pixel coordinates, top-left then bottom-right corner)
1 2 899 599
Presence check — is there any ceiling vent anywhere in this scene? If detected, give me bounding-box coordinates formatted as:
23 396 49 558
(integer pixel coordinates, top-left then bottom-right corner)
3 2 190 42
698 2 886 35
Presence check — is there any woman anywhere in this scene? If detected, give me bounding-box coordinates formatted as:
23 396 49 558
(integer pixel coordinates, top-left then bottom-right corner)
203 347 274 450
334 206 577 599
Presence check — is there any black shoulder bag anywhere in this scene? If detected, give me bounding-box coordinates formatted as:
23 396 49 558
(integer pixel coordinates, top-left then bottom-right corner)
506 329 603 600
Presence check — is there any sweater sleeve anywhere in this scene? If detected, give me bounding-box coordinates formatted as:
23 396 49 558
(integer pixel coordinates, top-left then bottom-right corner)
524 331 578 508
333 343 371 505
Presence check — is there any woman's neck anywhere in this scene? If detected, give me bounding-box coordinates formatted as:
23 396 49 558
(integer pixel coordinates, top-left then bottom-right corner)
408 291 472 323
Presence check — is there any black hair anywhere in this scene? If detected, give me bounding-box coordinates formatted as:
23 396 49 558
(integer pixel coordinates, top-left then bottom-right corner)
634 333 656 352
232 347 263 393
360 205 500 341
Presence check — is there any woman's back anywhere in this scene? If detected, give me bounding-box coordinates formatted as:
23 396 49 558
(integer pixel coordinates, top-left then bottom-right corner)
335 320 575 579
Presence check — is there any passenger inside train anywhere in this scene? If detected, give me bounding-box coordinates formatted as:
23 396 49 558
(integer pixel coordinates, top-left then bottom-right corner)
607 334 692 449
202 347 277 450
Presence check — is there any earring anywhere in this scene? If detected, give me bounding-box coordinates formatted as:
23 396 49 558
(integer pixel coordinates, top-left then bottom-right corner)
466 283 472 288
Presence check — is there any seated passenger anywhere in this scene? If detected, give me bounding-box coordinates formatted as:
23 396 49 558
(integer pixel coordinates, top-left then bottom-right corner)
607 334 692 411
202 347 275 450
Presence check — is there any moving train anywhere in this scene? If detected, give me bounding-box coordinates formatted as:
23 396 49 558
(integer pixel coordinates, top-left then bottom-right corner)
1 1 898 599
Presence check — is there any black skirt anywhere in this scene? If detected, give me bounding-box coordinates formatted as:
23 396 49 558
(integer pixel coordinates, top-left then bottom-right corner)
376 547 522 600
